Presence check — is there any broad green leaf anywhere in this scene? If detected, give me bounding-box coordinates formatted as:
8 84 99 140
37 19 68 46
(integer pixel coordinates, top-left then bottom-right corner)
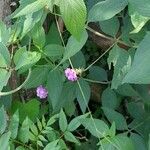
102 107 128 130
21 10 43 38
68 113 90 131
24 66 49 89
0 106 7 134
31 23 46 48
76 79 91 113
128 0 150 17
123 33 150 84
44 140 59 150
44 44 64 57
130 133 147 150
47 69 63 109
0 42 10 65
14 47 41 70
0 132 11 150
46 23 61 45
100 16 120 37
59 0 87 39
115 84 138 96
80 118 109 138
53 82 76 112
9 110 19 139
71 51 86 68
59 109 68 132
18 117 30 143
0 69 11 92
13 0 47 18
60 30 88 64
102 87 120 109
130 11 149 34
88 0 128 22
64 131 80 145
100 134 135 150
11 99 40 122
0 21 9 44
88 66 108 81
108 45 131 89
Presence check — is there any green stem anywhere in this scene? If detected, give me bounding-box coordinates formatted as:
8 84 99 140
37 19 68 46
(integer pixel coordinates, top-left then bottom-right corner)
0 69 31 96
83 78 111 84
84 43 115 71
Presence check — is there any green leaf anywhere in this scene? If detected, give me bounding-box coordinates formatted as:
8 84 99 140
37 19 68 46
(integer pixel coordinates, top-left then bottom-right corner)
130 11 149 34
9 110 19 139
128 0 150 17
31 23 46 48
108 122 116 137
130 133 147 150
59 109 68 132
100 134 135 150
102 87 120 109
68 113 90 131
46 23 61 45
60 30 88 64
47 69 63 109
21 10 44 38
24 66 49 89
12 99 40 122
59 0 87 39
0 132 11 150
123 33 150 84
44 140 59 150
76 79 91 113
0 106 7 135
108 45 131 89
102 107 128 130
14 47 41 70
18 117 30 143
88 0 128 22
0 21 9 44
47 114 59 126
13 0 47 18
71 51 86 68
88 66 108 81
44 44 64 57
100 16 120 37
80 118 109 138
64 131 80 145
30 123 38 136
0 42 10 65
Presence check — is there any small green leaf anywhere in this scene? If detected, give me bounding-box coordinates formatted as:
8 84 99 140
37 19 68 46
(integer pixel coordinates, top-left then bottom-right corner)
59 109 68 132
0 132 11 150
14 47 41 70
76 79 91 113
68 113 90 131
18 117 30 143
64 131 80 145
102 87 119 109
9 110 19 139
0 42 10 65
60 30 88 64
30 123 38 136
13 0 47 18
102 107 128 130
0 21 9 44
80 118 109 138
0 106 7 135
47 69 63 109
44 140 59 150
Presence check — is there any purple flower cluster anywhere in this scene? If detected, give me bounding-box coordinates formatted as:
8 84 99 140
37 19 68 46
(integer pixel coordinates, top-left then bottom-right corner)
36 85 48 99
65 68 78 81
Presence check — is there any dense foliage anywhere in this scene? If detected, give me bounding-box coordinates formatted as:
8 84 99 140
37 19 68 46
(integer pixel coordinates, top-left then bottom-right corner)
0 0 150 149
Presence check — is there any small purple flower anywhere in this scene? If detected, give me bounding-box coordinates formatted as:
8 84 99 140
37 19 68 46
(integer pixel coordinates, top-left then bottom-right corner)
36 85 48 99
65 68 78 81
